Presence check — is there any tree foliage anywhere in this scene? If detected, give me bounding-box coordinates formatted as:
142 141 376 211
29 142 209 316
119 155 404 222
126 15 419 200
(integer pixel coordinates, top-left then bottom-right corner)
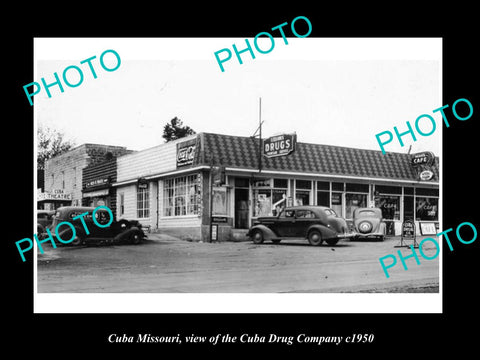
162 117 196 142
37 125 75 170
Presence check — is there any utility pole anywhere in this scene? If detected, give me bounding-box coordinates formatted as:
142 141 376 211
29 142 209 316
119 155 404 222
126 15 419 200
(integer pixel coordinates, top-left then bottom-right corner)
258 97 262 173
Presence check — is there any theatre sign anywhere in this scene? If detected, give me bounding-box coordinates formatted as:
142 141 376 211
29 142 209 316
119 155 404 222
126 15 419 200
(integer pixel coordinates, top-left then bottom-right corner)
263 133 296 158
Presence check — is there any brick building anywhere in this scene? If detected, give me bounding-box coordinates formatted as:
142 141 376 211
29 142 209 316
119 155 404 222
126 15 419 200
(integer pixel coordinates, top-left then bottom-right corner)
39 144 132 210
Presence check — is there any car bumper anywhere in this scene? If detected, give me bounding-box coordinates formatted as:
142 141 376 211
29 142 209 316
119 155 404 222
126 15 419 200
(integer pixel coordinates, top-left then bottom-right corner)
337 232 357 239
355 232 384 238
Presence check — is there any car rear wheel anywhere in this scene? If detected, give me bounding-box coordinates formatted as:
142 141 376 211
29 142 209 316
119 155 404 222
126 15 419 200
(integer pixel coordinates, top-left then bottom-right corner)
308 229 322 246
251 229 264 244
130 232 142 245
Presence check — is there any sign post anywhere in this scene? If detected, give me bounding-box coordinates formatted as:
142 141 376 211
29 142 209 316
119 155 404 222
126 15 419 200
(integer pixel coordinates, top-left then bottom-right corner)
395 219 418 248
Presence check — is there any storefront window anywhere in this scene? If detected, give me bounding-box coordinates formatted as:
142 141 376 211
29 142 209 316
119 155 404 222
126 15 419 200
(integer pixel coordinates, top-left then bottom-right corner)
317 191 330 207
163 175 199 217
416 197 438 221
253 178 288 217
295 180 311 205
331 192 343 217
212 186 227 215
345 193 367 219
317 181 330 207
375 196 400 220
404 195 414 220
254 189 272 217
137 185 150 218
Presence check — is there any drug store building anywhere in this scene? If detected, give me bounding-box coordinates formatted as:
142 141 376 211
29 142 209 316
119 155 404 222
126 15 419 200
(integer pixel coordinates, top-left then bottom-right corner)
113 132 439 241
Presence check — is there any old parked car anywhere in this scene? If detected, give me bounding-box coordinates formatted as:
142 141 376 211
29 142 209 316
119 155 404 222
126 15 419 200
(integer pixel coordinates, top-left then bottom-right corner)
46 206 146 246
37 210 55 234
247 206 354 246
352 207 386 241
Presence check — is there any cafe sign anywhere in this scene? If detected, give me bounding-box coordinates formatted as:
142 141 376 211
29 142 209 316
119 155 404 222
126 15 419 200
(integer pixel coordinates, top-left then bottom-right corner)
263 133 296 158
411 151 435 167
411 151 436 181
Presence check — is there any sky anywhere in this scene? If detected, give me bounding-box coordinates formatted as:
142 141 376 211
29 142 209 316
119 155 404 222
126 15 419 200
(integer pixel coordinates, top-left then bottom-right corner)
35 38 442 155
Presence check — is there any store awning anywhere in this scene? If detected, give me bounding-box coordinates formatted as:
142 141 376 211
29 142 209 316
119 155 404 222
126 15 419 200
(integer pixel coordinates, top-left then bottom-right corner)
82 188 110 198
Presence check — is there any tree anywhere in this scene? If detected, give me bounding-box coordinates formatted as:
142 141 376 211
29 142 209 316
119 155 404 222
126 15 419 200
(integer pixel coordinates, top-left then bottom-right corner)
162 117 196 142
37 125 75 170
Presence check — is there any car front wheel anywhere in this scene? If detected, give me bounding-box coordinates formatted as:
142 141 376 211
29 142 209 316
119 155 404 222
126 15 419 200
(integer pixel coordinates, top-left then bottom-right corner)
251 229 264 244
308 230 322 246
71 234 84 246
130 232 142 245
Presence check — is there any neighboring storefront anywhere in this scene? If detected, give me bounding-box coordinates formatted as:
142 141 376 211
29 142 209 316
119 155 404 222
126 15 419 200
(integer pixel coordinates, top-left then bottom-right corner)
82 158 118 216
37 189 72 210
113 132 440 241
42 143 131 209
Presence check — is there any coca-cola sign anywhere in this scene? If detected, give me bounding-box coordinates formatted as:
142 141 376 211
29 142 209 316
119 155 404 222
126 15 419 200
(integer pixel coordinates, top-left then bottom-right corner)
263 134 296 158
177 144 196 167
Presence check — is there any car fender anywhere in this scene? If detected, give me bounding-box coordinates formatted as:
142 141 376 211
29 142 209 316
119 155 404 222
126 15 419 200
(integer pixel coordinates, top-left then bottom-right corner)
379 222 387 235
248 224 277 240
306 224 337 240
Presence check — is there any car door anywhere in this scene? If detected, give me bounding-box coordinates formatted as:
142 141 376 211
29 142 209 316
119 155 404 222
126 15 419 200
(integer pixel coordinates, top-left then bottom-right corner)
292 210 316 238
92 209 115 238
274 209 296 237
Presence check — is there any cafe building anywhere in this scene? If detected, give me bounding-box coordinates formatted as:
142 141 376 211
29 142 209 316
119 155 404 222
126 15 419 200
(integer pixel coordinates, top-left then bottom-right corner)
113 132 439 241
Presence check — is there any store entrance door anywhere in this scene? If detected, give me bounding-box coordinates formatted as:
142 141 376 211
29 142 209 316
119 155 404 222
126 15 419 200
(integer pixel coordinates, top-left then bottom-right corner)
235 188 249 229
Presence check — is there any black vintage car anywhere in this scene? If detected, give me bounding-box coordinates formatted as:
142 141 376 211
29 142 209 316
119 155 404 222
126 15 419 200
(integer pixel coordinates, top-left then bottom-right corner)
45 206 146 246
247 205 355 246
37 210 55 234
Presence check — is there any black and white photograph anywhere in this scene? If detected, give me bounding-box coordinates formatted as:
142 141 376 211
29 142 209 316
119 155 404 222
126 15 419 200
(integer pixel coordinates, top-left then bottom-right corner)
7 6 479 356
32 37 442 314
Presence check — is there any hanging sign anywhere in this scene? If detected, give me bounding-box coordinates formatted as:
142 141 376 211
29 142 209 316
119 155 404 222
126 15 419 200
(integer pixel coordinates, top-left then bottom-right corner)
263 134 296 158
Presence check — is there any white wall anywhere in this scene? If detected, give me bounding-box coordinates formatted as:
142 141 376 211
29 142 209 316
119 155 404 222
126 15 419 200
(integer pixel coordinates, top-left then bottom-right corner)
116 135 197 183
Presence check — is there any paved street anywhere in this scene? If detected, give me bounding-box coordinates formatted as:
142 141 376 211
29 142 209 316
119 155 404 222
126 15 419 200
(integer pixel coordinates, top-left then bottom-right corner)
37 234 439 293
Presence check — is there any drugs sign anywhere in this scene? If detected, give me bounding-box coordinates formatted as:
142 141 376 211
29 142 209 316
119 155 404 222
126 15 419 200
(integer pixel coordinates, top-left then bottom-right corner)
263 134 296 158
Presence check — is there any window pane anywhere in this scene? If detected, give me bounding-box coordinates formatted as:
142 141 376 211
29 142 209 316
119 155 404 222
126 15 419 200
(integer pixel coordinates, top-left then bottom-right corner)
416 197 438 221
404 195 414 220
234 177 249 188
273 178 288 188
375 185 402 194
346 183 369 193
345 193 367 219
317 181 329 191
375 195 400 220
163 175 200 217
415 187 439 197
331 192 342 217
332 182 343 191
317 191 330 206
295 190 310 205
296 179 311 189
254 189 272 216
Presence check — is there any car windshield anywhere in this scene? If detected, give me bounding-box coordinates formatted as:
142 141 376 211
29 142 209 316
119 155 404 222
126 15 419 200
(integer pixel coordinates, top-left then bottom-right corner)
358 210 378 217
